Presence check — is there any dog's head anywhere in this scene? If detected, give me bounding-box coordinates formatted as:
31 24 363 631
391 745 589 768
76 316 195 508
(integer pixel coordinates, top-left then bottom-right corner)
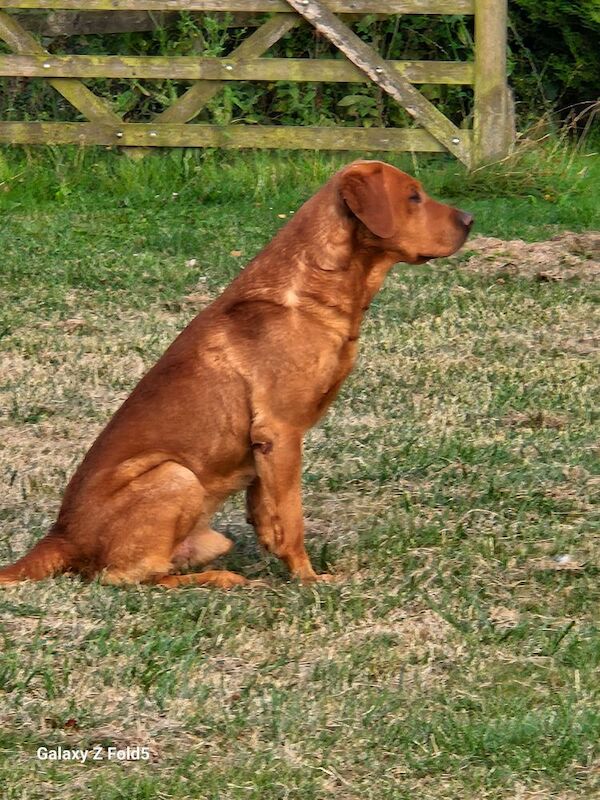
339 160 473 264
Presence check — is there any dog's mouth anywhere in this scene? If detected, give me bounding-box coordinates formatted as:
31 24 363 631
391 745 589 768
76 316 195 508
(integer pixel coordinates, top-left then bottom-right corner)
416 237 471 263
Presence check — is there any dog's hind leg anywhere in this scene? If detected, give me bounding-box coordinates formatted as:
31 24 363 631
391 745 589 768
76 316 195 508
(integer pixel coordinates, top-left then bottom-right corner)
154 527 255 589
170 527 234 570
95 460 253 589
151 570 251 589
97 460 207 586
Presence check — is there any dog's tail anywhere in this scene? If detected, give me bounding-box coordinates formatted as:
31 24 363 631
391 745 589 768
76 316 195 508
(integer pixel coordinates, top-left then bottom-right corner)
0 529 72 585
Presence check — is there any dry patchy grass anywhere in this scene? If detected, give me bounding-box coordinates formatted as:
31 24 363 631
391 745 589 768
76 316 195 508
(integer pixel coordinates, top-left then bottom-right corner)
1 186 599 799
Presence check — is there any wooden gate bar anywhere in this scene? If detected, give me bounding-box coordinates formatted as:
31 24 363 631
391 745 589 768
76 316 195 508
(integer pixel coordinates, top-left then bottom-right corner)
0 121 466 150
12 10 175 36
12 11 390 35
0 54 474 85
11 11 261 37
283 0 471 166
0 1 474 12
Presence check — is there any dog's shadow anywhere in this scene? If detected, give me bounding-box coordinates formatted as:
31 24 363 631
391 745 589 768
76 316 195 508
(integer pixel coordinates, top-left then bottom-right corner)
200 513 286 581
200 511 333 582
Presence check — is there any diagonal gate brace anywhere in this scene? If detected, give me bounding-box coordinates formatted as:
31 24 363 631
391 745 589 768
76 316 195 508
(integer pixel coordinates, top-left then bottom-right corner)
0 10 151 157
283 0 471 166
0 10 121 126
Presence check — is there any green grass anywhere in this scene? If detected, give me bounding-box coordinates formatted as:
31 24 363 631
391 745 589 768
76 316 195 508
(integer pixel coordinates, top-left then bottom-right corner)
0 141 598 317
0 144 599 800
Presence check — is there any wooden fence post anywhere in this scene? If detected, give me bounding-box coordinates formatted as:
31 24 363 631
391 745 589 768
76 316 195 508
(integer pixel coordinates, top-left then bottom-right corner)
473 0 513 166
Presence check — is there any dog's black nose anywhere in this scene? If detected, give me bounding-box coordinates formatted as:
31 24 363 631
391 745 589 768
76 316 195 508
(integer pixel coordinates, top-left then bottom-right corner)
458 210 474 230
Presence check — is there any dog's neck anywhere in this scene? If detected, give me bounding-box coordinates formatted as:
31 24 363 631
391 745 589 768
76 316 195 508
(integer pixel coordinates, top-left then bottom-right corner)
286 188 399 331
221 182 398 338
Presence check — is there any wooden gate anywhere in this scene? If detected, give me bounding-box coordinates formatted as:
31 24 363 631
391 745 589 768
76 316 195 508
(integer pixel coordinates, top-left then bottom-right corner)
0 1 514 167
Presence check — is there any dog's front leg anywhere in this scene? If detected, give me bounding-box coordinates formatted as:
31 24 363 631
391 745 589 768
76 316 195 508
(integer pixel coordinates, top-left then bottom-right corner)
247 424 327 583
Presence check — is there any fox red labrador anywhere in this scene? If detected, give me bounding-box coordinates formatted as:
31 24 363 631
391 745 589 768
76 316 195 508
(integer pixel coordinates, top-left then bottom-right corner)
0 160 472 588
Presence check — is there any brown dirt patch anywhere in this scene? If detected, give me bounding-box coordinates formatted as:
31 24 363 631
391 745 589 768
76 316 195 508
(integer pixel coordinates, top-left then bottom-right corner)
450 231 600 283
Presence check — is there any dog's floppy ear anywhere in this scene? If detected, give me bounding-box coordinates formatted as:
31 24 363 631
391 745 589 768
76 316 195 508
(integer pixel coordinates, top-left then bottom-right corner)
340 162 396 239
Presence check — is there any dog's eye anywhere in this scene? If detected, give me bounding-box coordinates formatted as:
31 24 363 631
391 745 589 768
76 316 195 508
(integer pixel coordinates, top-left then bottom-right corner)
409 191 421 203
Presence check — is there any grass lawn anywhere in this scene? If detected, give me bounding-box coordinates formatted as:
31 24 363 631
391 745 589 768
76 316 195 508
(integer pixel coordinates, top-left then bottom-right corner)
0 144 599 799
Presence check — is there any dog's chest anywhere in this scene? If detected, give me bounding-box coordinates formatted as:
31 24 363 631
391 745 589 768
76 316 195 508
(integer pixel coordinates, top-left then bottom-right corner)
310 338 358 415
335 338 359 378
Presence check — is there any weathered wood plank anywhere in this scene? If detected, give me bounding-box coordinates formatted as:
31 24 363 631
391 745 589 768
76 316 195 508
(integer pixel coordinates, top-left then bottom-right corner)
0 121 472 151
12 11 260 36
283 0 471 165
13 10 173 35
11 10 390 35
0 1 475 14
154 13 298 124
473 0 512 164
0 10 120 125
0 54 474 84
